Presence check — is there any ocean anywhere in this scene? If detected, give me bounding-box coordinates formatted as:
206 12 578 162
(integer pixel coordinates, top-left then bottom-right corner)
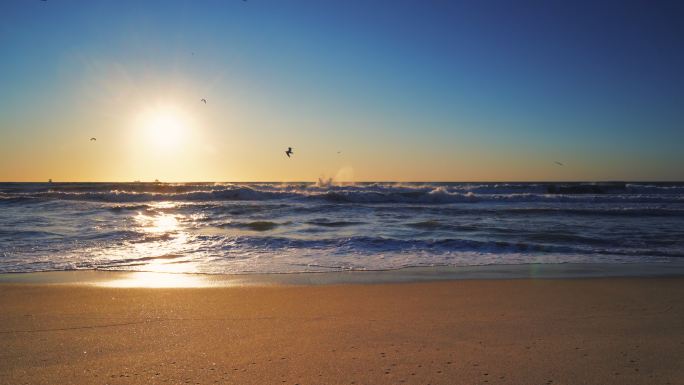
1 182 683 274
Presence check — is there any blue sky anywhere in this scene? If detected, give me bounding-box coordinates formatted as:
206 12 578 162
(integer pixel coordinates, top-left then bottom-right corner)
1 0 683 181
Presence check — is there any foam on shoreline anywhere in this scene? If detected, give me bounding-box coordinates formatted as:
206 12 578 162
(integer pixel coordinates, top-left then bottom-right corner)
2 262 684 287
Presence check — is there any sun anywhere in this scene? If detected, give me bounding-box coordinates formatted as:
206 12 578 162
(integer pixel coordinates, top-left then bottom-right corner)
135 104 191 151
126 100 207 181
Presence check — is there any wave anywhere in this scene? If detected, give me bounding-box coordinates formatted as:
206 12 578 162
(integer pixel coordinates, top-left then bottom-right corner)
0 229 64 239
97 254 186 268
405 206 684 218
3 231 682 274
107 204 152 212
306 219 365 227
217 221 284 231
192 234 650 256
3 182 683 275
72 233 676 261
318 189 684 204
3 182 684 205
0 187 285 203
3 191 683 205
406 220 442 229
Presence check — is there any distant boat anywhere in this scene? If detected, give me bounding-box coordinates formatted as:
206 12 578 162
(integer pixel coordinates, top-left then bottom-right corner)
48 179 52 183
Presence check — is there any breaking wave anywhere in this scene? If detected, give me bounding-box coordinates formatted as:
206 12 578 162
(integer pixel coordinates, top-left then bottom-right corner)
3 182 684 204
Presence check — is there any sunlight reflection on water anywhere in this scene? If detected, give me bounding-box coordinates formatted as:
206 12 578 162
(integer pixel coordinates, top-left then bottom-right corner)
123 202 199 273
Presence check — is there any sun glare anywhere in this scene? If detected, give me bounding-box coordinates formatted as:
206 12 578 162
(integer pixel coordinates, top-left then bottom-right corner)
135 105 191 151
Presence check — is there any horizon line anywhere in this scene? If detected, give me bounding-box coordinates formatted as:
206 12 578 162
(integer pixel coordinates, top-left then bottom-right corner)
2 180 684 184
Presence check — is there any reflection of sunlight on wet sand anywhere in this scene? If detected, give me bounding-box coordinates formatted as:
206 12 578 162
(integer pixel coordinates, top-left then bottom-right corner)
98 271 216 288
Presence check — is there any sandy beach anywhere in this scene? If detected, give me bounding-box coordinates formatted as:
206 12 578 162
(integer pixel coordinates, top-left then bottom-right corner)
3 0 684 383
1 276 682 385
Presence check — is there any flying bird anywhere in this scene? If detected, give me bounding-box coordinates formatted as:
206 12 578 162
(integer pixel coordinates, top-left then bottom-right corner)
90 137 96 141
201 98 207 104
555 161 564 166
285 147 294 158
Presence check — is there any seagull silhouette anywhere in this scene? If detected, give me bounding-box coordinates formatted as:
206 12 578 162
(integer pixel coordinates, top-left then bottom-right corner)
90 137 96 141
285 147 294 158
201 98 207 104
555 161 564 166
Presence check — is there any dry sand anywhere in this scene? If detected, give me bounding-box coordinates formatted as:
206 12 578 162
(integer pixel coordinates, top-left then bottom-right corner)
1 277 683 385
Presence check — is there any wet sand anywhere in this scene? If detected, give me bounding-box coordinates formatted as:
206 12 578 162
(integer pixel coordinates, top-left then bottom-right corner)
1 277 683 384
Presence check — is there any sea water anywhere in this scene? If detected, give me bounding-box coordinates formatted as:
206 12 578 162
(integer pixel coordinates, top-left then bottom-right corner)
1 182 683 274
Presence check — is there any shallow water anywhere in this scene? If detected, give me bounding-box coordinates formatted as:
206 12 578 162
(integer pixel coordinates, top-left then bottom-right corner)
1 182 683 274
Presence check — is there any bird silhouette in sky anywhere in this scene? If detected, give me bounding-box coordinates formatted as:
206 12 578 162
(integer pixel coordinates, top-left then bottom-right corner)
90 137 96 141
555 161 564 166
201 98 207 104
285 147 294 158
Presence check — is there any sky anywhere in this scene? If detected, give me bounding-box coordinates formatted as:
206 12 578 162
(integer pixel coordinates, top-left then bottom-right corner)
1 0 683 182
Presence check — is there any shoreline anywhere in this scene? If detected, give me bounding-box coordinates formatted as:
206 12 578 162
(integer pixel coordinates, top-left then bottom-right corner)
1 261 684 287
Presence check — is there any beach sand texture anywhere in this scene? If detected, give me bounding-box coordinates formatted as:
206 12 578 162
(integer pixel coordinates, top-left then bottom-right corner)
1 278 683 385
